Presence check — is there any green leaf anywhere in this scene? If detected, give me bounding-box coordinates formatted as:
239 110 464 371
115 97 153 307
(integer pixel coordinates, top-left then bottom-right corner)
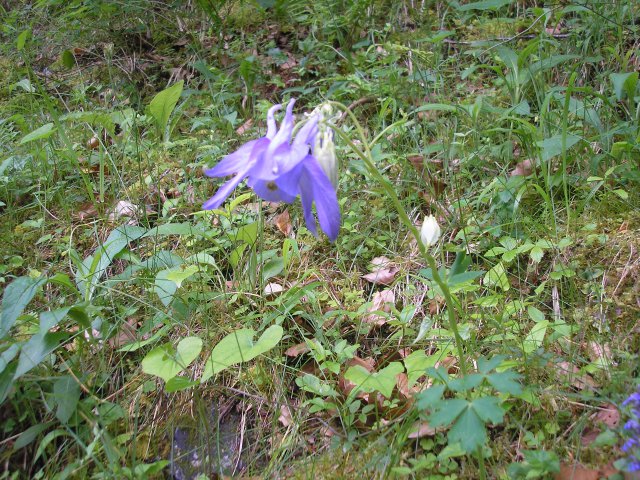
16 29 30 51
14 332 67 380
527 306 545 323
19 123 56 144
0 344 20 374
486 370 522 395
141 336 203 383
344 362 403 398
14 422 52 450
428 398 468 427
523 320 549 354
447 405 486 453
416 384 446 410
148 81 183 135
610 72 638 101
39 307 72 333
471 396 505 423
403 350 438 386
154 265 198 307
61 50 75 68
456 0 513 11
165 376 198 393
484 263 510 291
530 246 544 263
536 134 582 162
201 325 283 381
52 376 81 423
1 276 47 339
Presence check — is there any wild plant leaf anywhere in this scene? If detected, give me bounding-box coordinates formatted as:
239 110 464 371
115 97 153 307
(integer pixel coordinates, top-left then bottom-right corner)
14 332 67 380
52 376 81 423
141 336 202 383
455 0 513 11
344 362 403 398
19 123 56 144
484 262 510 291
148 81 183 136
610 72 638 101
523 320 549 354
536 134 582 162
0 344 20 374
201 325 284 381
0 276 47 339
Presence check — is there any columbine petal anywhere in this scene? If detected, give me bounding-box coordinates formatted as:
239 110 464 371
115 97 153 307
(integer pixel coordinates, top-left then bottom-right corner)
249 178 297 203
204 139 263 177
202 168 250 210
303 156 340 241
265 104 282 139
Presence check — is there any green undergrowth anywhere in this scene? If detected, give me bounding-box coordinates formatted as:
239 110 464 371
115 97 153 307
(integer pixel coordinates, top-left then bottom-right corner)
0 1 639 479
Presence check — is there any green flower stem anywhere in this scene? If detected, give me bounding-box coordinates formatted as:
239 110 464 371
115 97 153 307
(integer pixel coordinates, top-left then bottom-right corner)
330 101 468 375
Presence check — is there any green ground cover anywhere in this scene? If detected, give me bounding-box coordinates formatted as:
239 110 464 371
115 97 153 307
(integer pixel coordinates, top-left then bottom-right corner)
0 1 639 478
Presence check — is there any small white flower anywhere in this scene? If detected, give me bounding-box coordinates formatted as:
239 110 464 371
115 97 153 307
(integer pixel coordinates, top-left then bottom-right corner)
420 215 441 247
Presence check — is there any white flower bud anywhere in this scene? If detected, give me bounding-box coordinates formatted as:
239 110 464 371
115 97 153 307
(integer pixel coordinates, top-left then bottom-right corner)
314 127 338 188
420 215 441 247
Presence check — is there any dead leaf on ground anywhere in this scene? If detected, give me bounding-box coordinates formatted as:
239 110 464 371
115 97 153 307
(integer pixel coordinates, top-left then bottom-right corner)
407 421 436 439
278 405 293 427
264 283 284 296
362 256 399 285
511 158 535 177
363 289 395 325
555 463 615 480
554 361 596 390
285 342 310 357
236 118 253 135
108 319 137 348
75 202 99 221
594 403 619 428
275 209 292 236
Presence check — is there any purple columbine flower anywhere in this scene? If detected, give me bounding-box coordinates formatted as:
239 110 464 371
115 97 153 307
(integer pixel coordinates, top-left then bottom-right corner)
202 99 340 241
622 386 640 473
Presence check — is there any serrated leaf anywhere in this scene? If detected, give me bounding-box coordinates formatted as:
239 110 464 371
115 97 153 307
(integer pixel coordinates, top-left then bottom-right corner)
447 406 486 453
201 325 283 381
416 384 446 410
428 398 468 427
141 336 202 383
486 370 522 395
471 396 505 423
448 374 483 392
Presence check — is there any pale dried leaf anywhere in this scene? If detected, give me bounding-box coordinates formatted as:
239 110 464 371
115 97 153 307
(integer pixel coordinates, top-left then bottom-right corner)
555 361 596 390
285 342 310 357
275 209 292 236
363 257 399 285
510 158 535 177
555 464 600 480
594 403 619 429
363 289 395 325
278 405 293 427
407 421 436 439
264 282 284 296
108 200 139 221
236 118 253 135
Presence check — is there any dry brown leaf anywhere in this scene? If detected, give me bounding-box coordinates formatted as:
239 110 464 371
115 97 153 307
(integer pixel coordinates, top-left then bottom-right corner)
511 158 535 177
264 283 284 296
236 118 253 135
594 403 619 429
108 319 137 348
555 464 600 480
396 372 420 399
75 203 99 221
346 356 375 371
285 342 310 357
407 421 436 439
363 257 399 285
586 341 613 365
87 137 100 150
363 289 395 325
278 405 293 427
275 209 292 236
555 361 597 390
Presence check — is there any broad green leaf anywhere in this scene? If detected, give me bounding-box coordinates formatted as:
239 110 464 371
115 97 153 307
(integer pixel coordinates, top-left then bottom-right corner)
428 398 468 427
523 320 549 354
449 406 486 453
154 265 198 306
344 362 403 398
14 332 67 380
201 325 284 381
19 123 56 144
486 370 522 395
536 134 582 162
527 306 545 323
530 246 544 263
141 336 203 383
117 324 171 352
61 50 75 68
610 72 638 101
456 0 513 11
16 29 30 51
39 307 72 333
296 373 339 397
484 262 510 291
165 265 199 287
165 376 198 393
14 422 52 450
403 350 438 386
1 276 47 339
0 344 20 374
52 376 81 423
148 81 184 135
471 396 505 423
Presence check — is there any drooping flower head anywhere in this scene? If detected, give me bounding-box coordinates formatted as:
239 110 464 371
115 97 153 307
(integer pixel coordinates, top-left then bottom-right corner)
203 99 340 241
420 215 441 247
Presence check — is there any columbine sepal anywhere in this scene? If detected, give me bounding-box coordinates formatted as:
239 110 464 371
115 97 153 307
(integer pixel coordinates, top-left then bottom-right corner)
420 215 441 247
